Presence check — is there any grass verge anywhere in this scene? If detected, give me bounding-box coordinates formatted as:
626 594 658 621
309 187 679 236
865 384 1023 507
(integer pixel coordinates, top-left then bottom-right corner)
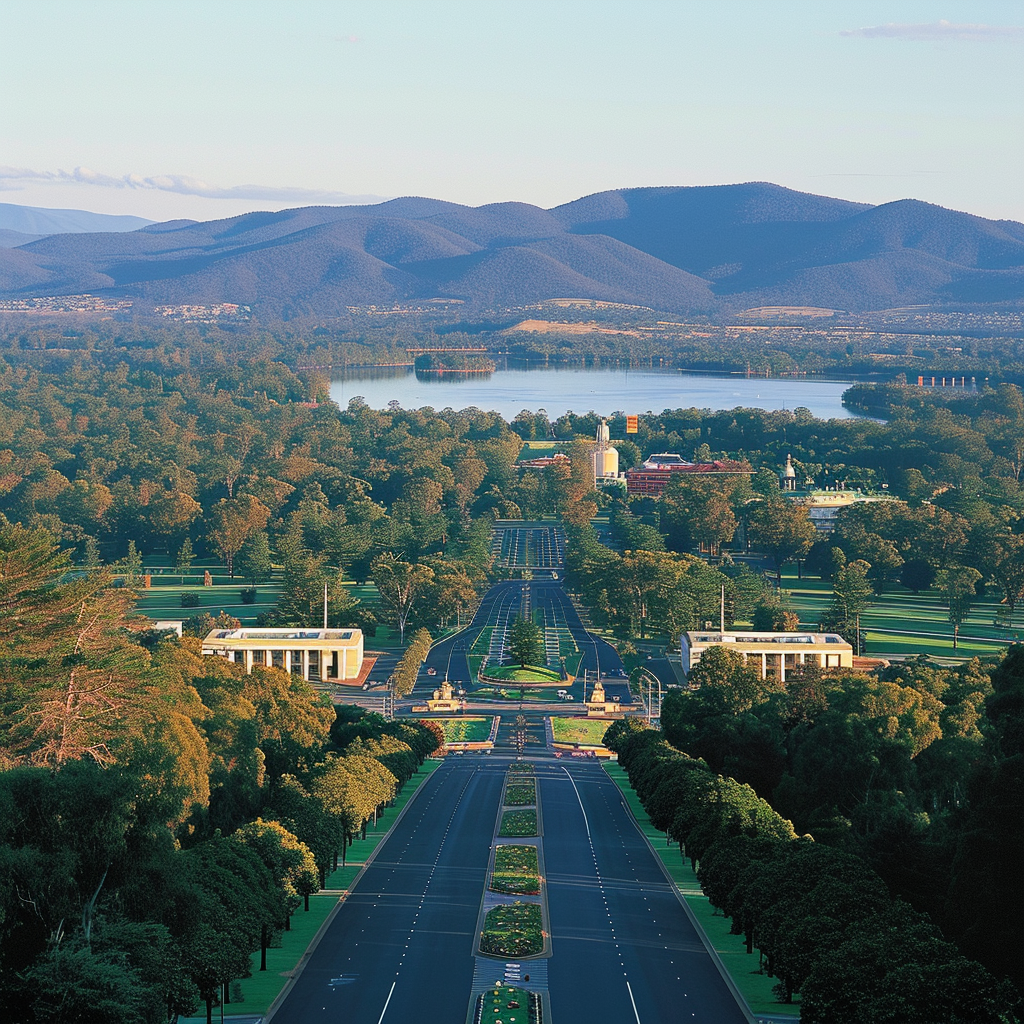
179 758 442 1021
603 762 798 1019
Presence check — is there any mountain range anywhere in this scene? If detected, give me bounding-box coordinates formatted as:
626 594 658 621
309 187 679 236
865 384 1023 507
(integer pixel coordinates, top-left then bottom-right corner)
1 183 1022 316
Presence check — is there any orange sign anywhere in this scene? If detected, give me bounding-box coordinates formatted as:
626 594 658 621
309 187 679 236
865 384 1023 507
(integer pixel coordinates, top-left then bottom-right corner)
626 415 639 434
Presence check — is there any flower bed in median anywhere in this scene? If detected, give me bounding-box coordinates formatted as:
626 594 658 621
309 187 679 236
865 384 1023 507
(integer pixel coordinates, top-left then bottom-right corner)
490 844 540 894
480 901 544 957
477 985 539 1024
499 809 537 837
504 781 536 806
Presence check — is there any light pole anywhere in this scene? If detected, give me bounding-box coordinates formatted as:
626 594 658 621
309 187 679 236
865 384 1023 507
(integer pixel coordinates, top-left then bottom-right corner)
635 666 663 725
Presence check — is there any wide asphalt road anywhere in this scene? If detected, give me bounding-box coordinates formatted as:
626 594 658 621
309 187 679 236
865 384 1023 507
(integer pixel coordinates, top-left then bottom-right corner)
269 759 503 1024
422 579 630 703
272 757 751 1024
541 759 749 1024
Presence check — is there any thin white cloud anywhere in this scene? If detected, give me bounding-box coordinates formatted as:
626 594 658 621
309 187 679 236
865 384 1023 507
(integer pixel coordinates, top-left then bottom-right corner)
0 166 387 205
841 20 1024 41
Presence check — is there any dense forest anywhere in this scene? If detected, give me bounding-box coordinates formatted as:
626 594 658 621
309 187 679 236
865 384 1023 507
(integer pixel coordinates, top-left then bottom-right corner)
605 695 1021 1023
0 321 1022 1021
0 512 442 1021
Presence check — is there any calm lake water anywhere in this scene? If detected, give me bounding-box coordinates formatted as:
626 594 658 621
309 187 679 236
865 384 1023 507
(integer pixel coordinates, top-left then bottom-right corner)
329 366 863 420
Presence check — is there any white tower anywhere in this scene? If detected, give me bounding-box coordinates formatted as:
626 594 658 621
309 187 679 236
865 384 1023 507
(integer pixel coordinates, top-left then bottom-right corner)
594 418 619 479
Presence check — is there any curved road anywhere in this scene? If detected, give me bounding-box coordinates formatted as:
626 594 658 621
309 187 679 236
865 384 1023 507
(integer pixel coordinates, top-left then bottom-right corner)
270 757 750 1023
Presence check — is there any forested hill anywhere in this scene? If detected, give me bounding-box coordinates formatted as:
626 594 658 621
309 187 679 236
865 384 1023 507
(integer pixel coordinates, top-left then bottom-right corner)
1 182 1022 316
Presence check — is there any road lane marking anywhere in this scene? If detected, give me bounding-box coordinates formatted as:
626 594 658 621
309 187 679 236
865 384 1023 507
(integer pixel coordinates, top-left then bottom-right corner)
376 981 396 1023
561 766 591 839
626 980 643 1023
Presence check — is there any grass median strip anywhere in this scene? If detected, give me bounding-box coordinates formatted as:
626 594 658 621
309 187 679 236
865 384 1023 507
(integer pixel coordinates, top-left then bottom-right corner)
420 716 493 743
480 901 544 958
490 844 540 895
179 758 442 1021
504 781 536 805
499 809 538 837
603 762 796 1019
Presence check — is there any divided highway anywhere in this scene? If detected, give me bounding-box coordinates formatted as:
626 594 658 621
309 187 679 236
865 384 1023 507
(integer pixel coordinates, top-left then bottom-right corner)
269 757 751 1024
270 760 503 1024
423 579 630 703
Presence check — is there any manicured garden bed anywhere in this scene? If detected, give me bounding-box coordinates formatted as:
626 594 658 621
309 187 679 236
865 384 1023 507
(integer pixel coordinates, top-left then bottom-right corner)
490 844 540 894
477 985 538 1024
499 810 537 837
550 717 609 746
508 762 534 774
419 717 492 743
480 901 544 957
504 781 536 805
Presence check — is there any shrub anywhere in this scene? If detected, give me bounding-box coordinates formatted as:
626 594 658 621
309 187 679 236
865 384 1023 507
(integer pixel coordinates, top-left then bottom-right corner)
180 593 200 608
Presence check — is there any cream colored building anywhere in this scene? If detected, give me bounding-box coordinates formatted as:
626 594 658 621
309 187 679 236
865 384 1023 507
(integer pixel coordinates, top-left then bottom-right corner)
202 626 364 681
681 630 853 682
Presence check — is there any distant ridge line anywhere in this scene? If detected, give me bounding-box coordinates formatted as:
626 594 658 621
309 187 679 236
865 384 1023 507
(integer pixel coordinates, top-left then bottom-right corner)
0 182 1021 315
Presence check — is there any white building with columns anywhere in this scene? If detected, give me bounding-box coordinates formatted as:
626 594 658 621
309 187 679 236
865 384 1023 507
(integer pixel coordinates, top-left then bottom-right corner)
681 630 853 683
202 626 364 681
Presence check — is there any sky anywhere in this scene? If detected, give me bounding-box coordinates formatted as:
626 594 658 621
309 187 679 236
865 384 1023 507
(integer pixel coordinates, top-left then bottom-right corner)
1 0 1022 223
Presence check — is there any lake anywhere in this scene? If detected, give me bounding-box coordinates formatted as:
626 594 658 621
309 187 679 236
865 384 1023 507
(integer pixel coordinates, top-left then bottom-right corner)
329 365 864 420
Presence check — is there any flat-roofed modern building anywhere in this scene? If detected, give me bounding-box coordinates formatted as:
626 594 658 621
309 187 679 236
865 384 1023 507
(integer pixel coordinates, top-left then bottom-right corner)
681 630 853 682
202 626 364 681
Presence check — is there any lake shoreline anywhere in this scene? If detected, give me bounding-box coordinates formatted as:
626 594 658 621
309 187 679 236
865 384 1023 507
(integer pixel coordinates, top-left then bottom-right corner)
330 364 882 421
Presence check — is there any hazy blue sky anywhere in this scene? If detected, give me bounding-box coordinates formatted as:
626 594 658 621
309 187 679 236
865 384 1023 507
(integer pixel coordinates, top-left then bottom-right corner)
1 0 1021 222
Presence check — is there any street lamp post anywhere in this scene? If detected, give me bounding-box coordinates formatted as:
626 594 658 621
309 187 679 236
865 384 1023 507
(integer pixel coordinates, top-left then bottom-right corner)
635 666 663 725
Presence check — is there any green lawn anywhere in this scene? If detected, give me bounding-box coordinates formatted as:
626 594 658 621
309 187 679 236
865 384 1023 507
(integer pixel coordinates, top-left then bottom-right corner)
134 560 382 631
132 559 284 627
420 716 493 743
782 570 1012 660
550 717 609 746
179 759 441 1021
483 664 562 683
603 763 796 1019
